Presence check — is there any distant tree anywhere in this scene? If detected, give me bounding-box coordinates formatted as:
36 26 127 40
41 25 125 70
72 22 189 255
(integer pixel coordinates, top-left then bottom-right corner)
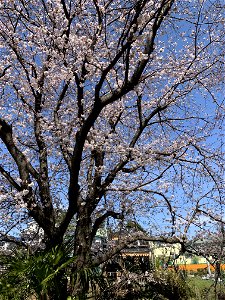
0 0 224 297
187 223 225 290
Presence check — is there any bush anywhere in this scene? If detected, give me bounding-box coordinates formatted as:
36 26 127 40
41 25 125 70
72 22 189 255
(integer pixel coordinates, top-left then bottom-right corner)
96 269 194 300
148 270 194 300
196 268 207 276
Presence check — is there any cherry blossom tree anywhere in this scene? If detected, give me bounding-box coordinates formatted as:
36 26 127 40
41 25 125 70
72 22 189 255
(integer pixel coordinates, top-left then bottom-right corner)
0 0 224 296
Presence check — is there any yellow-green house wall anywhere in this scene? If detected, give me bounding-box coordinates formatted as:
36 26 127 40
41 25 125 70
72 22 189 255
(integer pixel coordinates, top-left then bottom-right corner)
150 243 209 265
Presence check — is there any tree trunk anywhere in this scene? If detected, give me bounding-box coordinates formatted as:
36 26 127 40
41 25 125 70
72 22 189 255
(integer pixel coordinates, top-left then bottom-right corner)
70 208 93 297
214 261 221 297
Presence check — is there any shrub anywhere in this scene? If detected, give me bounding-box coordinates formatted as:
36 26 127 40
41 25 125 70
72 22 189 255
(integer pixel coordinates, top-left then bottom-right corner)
96 269 194 300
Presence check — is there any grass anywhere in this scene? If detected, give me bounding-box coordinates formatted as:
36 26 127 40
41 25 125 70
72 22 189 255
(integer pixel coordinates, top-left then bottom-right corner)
188 276 225 300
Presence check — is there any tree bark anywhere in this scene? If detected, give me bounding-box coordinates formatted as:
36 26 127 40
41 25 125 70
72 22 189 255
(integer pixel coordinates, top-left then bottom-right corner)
70 207 93 297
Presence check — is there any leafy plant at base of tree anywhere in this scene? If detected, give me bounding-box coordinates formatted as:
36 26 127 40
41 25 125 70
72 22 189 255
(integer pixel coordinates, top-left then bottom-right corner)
0 241 74 300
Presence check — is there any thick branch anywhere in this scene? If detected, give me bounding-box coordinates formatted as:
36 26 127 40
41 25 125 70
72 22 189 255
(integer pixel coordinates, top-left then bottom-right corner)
54 81 72 170
91 210 123 239
33 62 55 227
0 165 22 191
68 102 103 212
60 0 70 20
0 65 11 78
0 118 38 180
0 232 28 249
